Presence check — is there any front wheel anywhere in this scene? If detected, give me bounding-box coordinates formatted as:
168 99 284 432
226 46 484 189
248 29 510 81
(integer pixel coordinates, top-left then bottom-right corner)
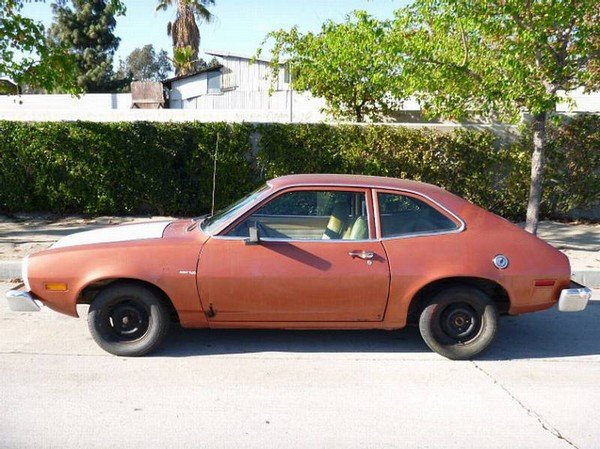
88 283 170 356
418 286 499 360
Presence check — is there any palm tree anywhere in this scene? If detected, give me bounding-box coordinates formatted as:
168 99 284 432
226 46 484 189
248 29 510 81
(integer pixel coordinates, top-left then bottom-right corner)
156 0 214 75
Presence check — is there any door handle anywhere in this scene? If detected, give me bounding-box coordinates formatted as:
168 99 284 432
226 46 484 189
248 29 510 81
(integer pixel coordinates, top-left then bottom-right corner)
348 250 375 260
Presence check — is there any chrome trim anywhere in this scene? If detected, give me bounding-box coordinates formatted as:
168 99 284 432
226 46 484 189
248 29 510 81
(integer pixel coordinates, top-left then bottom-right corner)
558 286 591 312
493 254 509 270
215 186 375 241
371 189 382 239
348 250 374 260
374 189 466 241
22 255 30 291
209 182 467 240
379 225 465 241
213 235 378 243
5 288 41 312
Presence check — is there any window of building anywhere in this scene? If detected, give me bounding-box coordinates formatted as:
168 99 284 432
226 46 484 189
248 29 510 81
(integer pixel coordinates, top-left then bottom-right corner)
207 71 221 94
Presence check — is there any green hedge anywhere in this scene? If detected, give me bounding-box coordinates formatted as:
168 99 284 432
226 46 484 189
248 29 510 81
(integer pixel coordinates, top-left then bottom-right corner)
0 122 257 215
0 116 598 219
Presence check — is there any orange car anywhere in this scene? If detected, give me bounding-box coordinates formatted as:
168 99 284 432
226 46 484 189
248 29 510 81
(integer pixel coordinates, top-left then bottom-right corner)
6 174 591 359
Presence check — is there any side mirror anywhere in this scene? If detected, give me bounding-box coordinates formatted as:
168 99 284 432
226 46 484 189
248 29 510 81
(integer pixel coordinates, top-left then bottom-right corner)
245 225 261 245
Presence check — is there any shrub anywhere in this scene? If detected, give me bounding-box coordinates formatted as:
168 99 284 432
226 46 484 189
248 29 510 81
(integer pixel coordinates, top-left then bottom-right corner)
0 121 256 215
258 123 531 219
0 116 597 219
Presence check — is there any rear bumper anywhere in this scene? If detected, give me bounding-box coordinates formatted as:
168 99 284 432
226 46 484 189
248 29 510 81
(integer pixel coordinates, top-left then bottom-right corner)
558 281 592 312
5 284 41 312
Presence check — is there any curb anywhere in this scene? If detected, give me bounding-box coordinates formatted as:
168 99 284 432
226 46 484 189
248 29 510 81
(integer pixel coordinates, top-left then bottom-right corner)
1 259 599 288
0 261 20 281
572 270 600 289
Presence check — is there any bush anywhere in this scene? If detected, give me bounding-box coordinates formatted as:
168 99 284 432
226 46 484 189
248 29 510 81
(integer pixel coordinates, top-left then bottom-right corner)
541 115 599 217
0 116 597 219
0 121 256 215
258 123 530 219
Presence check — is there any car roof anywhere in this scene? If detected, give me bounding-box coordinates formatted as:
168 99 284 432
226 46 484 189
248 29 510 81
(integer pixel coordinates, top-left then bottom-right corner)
267 174 444 196
265 174 471 228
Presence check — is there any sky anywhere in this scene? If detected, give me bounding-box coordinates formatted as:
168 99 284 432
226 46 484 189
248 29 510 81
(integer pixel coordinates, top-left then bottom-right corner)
21 0 409 65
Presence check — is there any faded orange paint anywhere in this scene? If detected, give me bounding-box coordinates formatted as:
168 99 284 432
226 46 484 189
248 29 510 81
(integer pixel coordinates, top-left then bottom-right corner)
23 174 571 329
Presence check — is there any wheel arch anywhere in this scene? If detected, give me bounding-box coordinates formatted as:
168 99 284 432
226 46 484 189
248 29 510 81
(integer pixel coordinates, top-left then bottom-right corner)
406 276 510 325
77 278 180 323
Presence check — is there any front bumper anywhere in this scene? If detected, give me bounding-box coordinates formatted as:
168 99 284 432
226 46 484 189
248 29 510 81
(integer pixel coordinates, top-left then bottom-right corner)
5 284 41 312
557 281 592 312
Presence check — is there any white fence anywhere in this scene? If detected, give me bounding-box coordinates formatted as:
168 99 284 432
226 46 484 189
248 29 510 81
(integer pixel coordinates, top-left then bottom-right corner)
0 89 597 123
0 92 330 123
0 93 132 110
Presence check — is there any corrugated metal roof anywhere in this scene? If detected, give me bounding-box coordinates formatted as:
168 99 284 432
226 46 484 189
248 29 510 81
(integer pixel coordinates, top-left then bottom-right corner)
205 49 286 64
162 64 223 86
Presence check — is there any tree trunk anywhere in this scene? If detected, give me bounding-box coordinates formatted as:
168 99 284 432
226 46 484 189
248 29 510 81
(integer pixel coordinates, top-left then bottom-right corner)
524 112 547 235
355 106 363 123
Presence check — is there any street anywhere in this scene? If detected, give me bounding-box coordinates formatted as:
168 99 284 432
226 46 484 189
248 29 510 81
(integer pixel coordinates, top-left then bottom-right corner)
1 282 599 449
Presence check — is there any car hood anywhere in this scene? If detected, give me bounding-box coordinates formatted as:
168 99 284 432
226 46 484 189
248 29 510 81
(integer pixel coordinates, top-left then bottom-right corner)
51 221 173 249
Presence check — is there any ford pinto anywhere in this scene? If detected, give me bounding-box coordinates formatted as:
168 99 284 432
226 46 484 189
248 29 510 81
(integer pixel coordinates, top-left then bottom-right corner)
5 174 592 359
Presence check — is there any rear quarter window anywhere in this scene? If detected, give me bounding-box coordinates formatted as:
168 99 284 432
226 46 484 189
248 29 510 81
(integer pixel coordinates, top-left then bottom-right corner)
378 192 459 238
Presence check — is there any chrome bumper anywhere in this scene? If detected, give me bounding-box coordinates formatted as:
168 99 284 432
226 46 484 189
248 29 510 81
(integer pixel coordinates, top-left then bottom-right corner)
557 281 592 312
5 284 41 312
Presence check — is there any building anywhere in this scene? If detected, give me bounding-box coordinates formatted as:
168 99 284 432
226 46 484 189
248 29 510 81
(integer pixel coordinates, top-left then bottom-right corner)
0 50 598 122
0 77 18 95
161 50 327 122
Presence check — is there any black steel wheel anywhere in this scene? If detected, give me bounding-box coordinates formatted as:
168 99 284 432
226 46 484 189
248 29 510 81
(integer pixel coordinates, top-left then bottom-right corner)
418 286 498 360
88 282 170 357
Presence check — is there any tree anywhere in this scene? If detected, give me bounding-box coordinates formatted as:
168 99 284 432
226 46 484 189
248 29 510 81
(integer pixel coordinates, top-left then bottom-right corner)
156 0 214 76
49 0 126 92
0 0 80 93
392 0 599 234
260 11 401 122
119 44 172 81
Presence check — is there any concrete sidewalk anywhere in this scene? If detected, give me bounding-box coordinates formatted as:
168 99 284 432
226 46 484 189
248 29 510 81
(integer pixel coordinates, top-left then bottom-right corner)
0 215 598 286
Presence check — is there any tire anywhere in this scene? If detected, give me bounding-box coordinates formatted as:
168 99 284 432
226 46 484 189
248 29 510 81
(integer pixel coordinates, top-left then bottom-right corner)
87 283 170 357
418 286 499 360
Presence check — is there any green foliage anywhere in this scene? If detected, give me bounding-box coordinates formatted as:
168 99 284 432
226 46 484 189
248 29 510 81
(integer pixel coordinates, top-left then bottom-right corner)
0 0 80 93
0 116 597 219
260 11 401 122
0 122 256 215
390 0 599 232
257 123 530 219
48 0 126 93
532 115 600 216
392 0 600 120
156 0 214 76
118 44 172 82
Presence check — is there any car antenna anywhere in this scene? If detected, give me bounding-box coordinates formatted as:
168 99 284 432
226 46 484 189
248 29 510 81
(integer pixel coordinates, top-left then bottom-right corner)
211 132 219 216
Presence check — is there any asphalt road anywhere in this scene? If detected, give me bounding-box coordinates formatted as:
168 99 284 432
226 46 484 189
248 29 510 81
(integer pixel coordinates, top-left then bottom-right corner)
1 282 599 449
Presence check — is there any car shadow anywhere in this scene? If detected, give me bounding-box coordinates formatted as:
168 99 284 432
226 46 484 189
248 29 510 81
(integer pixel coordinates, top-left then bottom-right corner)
154 302 600 360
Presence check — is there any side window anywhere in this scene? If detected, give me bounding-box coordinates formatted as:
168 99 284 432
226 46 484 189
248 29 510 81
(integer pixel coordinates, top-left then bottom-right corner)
228 190 370 240
378 192 458 238
207 71 221 94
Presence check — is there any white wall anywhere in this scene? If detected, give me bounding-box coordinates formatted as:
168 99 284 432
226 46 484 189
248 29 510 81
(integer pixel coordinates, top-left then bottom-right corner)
0 88 598 123
168 56 292 110
218 56 289 92
169 74 208 109
556 88 600 112
0 93 132 111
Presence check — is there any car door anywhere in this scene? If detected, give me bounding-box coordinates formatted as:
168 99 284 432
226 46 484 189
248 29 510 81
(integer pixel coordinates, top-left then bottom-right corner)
197 187 390 322
374 189 466 322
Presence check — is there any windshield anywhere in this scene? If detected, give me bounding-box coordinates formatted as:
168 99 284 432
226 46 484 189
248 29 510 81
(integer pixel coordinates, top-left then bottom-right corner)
200 184 270 234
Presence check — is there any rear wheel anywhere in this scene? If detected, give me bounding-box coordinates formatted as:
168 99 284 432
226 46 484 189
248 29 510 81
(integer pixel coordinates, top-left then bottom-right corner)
418 286 498 360
88 283 170 356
